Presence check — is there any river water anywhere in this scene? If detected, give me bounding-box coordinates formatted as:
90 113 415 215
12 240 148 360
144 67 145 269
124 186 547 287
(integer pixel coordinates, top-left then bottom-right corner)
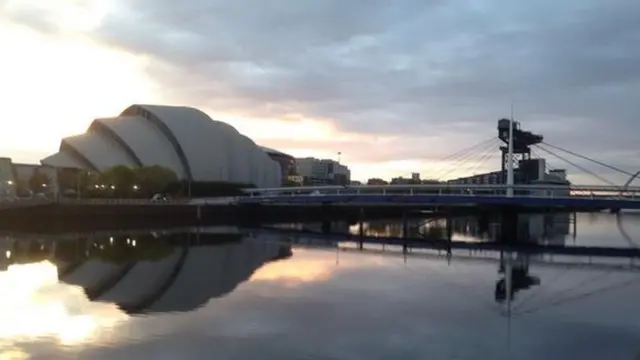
0 212 639 359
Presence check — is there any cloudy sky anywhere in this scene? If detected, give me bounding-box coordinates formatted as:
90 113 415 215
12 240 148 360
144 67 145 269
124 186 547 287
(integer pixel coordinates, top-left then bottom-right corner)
1 0 639 183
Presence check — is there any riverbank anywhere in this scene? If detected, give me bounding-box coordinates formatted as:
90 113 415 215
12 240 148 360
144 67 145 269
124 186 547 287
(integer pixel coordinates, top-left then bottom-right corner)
0 200 594 233
0 203 422 232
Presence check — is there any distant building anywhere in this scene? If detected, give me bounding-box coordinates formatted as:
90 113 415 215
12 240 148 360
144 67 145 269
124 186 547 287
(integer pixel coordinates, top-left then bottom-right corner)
390 176 416 185
367 178 388 185
296 157 350 186
446 157 570 196
389 173 441 185
0 157 58 197
260 146 297 182
350 180 363 186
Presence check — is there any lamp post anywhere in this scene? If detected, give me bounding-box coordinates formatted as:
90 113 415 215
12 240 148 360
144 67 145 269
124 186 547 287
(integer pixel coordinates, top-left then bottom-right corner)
506 106 515 198
4 180 13 200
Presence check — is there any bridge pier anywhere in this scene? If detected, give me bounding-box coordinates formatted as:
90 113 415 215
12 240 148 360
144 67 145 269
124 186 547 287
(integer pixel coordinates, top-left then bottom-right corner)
321 221 331 234
446 212 453 241
478 212 489 236
402 211 408 239
500 206 520 244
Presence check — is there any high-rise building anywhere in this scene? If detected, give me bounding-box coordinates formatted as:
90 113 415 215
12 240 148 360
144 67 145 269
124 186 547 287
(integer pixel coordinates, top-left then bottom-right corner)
295 157 351 185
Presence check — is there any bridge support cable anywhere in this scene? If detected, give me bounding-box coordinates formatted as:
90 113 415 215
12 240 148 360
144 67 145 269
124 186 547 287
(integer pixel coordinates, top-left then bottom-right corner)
622 169 640 191
541 141 633 177
437 139 499 180
468 145 499 177
534 144 618 187
444 140 499 180
438 137 497 162
436 139 500 181
424 137 497 179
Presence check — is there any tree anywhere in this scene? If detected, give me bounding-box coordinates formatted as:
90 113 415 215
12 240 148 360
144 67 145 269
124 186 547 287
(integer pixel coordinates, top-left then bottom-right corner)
99 165 137 197
132 165 179 197
28 170 50 194
78 171 100 197
367 178 388 185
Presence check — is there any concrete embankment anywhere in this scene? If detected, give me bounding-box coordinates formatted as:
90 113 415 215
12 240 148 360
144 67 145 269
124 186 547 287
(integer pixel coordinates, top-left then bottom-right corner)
0 200 588 233
0 203 425 232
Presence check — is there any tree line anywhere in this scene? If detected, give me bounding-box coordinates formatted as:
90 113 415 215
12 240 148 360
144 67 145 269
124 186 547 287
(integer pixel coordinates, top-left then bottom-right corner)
53 165 178 198
15 165 257 198
57 165 254 198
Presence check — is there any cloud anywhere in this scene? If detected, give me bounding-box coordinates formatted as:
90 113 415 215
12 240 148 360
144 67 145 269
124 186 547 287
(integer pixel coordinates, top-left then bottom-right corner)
4 0 640 182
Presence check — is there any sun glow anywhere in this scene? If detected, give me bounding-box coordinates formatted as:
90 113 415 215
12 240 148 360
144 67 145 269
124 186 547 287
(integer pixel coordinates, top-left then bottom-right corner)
250 250 335 286
0 261 128 347
0 19 156 161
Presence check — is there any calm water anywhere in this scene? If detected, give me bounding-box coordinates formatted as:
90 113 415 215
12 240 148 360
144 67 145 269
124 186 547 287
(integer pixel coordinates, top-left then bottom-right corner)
0 212 639 359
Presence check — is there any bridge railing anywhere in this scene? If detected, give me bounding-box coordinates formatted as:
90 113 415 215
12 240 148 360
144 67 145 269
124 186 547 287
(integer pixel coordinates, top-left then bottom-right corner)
241 184 640 199
0 197 192 208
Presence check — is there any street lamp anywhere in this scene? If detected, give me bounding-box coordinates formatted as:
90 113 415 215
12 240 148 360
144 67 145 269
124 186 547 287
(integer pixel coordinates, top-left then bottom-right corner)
4 181 14 199
133 185 139 191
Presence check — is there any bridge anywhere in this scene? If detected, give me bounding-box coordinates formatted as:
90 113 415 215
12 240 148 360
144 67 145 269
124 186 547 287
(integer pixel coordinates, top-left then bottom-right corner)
240 118 640 212
237 184 640 211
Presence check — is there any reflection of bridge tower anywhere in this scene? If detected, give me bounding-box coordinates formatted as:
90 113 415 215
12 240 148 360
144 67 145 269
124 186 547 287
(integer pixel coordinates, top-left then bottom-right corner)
522 213 570 245
498 119 543 184
495 252 540 303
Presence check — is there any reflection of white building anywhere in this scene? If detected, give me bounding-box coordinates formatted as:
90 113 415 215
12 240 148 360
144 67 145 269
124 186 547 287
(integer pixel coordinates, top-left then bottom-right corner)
40 104 282 188
59 240 289 313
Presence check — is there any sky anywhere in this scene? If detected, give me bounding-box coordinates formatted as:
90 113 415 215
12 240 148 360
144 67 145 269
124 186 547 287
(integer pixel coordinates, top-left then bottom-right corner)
0 0 639 184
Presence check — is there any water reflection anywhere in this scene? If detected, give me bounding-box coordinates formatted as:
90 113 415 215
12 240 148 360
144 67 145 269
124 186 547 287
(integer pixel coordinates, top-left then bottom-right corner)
0 217 638 359
495 252 540 303
344 213 574 244
0 261 127 348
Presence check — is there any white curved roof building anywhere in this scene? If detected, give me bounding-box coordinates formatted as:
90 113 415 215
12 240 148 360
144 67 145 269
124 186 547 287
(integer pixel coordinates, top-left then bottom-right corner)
41 104 282 188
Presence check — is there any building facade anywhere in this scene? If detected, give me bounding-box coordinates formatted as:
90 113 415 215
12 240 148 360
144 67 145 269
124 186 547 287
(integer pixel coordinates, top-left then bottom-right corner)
446 157 570 196
295 157 351 186
0 157 58 198
40 104 282 188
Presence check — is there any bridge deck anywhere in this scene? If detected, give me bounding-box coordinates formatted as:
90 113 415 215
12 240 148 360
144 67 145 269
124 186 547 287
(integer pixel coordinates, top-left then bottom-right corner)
237 184 640 210
237 193 640 210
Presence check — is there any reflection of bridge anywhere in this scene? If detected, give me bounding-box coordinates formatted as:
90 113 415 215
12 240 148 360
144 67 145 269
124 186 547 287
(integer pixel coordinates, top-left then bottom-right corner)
449 213 572 244
251 227 640 271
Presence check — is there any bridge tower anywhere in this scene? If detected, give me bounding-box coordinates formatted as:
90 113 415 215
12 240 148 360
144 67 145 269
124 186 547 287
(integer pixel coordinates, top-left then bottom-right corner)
497 119 543 184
